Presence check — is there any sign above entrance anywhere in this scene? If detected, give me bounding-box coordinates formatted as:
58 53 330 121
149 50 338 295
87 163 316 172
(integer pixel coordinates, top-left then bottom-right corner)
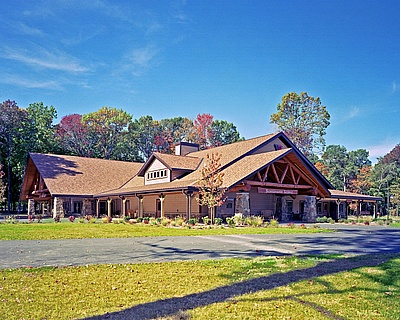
257 187 298 195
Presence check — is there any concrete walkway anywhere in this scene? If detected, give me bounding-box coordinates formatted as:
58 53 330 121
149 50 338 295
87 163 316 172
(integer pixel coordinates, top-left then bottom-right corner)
1 224 399 269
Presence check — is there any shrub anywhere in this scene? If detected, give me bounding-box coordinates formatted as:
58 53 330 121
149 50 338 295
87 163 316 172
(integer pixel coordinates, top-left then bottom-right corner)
233 213 243 226
53 216 61 223
202 216 211 225
161 218 171 226
174 217 184 226
270 219 279 227
142 217 150 224
299 223 306 229
68 216 75 222
246 216 263 227
188 218 197 226
78 217 85 223
214 217 223 225
226 217 235 227
101 216 112 223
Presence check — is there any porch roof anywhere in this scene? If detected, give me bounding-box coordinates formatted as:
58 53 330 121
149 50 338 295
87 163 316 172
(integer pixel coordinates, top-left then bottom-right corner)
327 189 382 202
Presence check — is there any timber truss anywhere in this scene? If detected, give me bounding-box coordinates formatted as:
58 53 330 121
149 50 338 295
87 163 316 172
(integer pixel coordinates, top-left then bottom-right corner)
243 155 323 197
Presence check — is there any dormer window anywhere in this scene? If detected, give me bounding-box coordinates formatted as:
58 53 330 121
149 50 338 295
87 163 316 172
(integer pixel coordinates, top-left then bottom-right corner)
147 169 168 181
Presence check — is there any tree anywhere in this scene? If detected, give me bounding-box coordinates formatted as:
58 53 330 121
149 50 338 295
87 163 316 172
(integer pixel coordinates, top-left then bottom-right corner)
320 145 372 192
82 107 133 160
55 114 92 157
270 92 330 158
0 100 30 213
210 120 243 147
195 152 226 223
0 164 5 203
193 113 214 149
349 165 373 194
128 115 159 161
26 102 58 153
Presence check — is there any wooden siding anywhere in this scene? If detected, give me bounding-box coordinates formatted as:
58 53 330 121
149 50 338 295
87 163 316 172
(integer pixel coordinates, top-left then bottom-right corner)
251 137 288 155
145 159 170 185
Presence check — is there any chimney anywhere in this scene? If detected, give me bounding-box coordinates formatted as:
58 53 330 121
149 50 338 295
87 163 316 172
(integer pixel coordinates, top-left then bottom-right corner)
175 142 199 156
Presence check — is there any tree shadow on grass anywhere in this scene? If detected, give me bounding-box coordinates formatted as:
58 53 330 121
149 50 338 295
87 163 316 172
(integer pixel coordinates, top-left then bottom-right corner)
84 253 399 320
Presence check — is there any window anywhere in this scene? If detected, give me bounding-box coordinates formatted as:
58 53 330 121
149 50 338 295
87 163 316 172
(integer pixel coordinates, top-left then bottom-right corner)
286 200 293 213
147 169 169 180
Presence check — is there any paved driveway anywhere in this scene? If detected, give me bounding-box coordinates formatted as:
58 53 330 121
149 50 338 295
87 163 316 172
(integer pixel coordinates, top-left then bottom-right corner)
1 224 399 269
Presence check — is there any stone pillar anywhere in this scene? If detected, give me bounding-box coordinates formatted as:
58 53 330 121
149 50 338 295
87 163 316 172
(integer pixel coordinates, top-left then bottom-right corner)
281 198 290 221
184 191 194 221
53 197 64 218
303 196 317 222
28 198 35 216
137 195 143 218
82 199 92 216
235 192 250 216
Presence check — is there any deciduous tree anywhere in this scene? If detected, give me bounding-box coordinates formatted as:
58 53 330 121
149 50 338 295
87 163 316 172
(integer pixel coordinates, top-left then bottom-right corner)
82 107 132 160
210 120 243 147
196 152 226 223
270 92 330 158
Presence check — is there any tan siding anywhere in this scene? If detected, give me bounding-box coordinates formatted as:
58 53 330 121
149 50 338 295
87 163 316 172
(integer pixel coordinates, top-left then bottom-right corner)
252 137 288 155
145 159 170 185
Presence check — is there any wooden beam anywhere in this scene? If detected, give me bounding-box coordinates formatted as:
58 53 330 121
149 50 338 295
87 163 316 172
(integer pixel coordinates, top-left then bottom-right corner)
279 163 289 184
262 165 270 182
271 163 279 183
257 172 262 182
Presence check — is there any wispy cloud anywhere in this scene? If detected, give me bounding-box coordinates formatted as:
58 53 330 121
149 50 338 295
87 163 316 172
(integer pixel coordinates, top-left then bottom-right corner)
125 46 159 76
392 81 399 94
0 74 62 90
15 22 44 36
367 140 398 163
2 46 89 73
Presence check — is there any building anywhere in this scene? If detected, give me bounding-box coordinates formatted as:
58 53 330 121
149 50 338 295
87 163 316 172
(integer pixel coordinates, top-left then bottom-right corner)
19 132 381 222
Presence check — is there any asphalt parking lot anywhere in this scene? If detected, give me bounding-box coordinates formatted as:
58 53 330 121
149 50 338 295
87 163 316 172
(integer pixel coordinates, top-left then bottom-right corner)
1 224 399 269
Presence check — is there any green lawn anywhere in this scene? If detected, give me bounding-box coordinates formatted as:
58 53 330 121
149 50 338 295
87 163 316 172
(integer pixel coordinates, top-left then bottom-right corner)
1 254 398 319
0 220 329 240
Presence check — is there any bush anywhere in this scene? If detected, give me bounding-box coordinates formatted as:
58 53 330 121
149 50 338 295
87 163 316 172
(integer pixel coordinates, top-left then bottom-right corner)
214 217 223 225
188 218 197 226
269 219 279 227
226 217 235 227
233 213 243 226
202 216 211 225
68 216 75 222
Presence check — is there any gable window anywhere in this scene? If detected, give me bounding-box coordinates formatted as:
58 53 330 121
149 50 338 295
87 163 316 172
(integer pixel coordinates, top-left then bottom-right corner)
147 169 169 181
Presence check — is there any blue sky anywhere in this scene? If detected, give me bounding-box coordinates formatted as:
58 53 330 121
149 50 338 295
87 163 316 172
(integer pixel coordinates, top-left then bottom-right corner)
1 0 399 162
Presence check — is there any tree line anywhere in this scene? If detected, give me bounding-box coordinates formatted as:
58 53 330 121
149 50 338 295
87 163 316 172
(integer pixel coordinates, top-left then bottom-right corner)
0 100 242 211
1 92 399 216
270 92 400 216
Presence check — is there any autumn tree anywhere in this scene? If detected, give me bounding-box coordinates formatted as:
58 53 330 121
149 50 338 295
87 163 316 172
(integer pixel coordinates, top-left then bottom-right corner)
196 152 226 223
270 92 330 158
55 114 92 157
320 145 371 191
193 113 214 149
82 107 133 160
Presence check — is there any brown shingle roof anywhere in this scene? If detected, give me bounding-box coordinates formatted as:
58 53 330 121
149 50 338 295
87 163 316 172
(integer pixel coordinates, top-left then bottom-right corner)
153 152 202 171
188 133 278 168
27 153 143 196
328 189 382 201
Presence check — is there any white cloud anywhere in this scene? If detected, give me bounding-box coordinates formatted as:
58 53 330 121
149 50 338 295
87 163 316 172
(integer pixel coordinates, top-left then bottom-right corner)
344 106 360 121
392 81 399 94
0 74 62 90
367 140 398 163
2 47 90 73
125 46 159 76
15 22 44 36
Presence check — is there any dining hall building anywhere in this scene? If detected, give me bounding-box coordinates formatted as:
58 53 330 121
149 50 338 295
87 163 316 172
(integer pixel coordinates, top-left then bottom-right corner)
20 132 381 222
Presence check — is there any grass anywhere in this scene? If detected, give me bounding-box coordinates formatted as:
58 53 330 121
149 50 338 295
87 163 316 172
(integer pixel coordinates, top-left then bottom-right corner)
1 254 399 319
0 220 329 240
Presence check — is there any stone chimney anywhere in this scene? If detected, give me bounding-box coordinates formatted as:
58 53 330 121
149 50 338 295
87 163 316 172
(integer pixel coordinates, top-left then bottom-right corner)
175 142 199 156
